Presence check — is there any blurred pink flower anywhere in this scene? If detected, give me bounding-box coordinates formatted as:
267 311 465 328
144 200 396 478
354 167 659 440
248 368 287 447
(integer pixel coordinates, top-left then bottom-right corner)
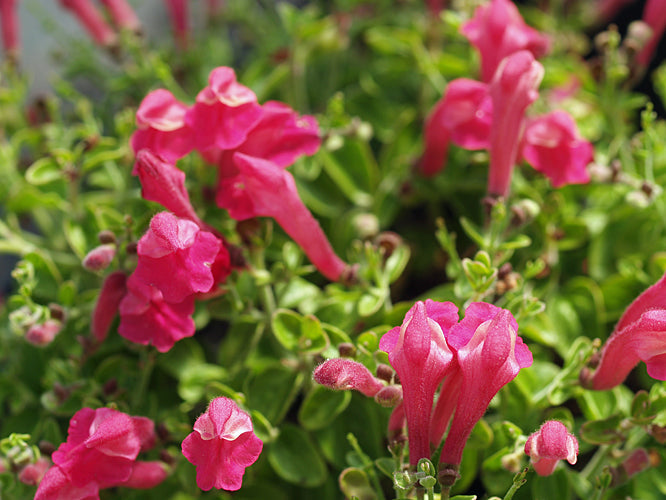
221 153 348 281
25 319 62 346
92 271 127 342
120 461 169 489
186 67 263 152
521 111 593 188
99 0 141 33
132 212 221 303
488 50 543 196
587 271 666 390
313 358 385 397
420 78 492 176
131 89 194 162
118 274 195 352
597 0 636 21
82 244 116 272
58 0 117 47
636 0 666 67
0 0 19 59
380 300 457 464
440 302 532 466
461 0 550 82
525 420 579 476
164 0 188 47
18 456 51 486
182 397 263 491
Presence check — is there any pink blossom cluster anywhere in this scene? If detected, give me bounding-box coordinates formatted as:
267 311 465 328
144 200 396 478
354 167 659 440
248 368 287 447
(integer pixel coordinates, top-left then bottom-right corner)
35 407 167 499
420 0 594 196
525 420 579 476
314 300 533 473
582 269 666 390
130 66 348 283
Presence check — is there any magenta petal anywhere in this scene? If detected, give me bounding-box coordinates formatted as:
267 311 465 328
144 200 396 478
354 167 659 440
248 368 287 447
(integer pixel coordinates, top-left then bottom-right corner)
120 461 168 489
35 465 100 500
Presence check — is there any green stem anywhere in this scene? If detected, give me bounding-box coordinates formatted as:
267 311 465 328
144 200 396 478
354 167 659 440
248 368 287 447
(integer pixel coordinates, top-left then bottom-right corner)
347 433 386 500
132 349 156 410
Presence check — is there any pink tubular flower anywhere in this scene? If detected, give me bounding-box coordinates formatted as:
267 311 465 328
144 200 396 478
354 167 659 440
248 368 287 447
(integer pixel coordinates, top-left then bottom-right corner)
99 0 141 33
118 274 195 352
525 420 579 476
313 358 385 397
182 397 263 491
636 0 666 67
586 271 666 390
380 301 457 465
35 408 162 499
58 0 117 48
92 270 127 342
132 150 204 227
440 302 532 467
488 50 543 196
420 78 492 176
164 0 188 48
222 153 347 281
132 212 221 303
461 0 550 82
130 89 194 163
186 67 263 152
26 319 62 346
521 111 593 188
0 0 19 59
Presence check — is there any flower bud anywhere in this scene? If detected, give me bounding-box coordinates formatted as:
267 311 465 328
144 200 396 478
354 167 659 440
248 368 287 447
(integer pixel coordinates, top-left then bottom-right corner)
82 244 116 272
18 457 51 486
25 320 62 346
374 385 403 407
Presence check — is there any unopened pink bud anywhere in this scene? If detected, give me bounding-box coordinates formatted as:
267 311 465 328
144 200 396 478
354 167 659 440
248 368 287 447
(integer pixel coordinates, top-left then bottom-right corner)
374 385 403 407
0 0 20 59
99 0 142 33
313 358 385 397
92 271 127 342
164 0 188 48
82 244 116 271
25 320 62 346
59 0 118 47
525 420 578 476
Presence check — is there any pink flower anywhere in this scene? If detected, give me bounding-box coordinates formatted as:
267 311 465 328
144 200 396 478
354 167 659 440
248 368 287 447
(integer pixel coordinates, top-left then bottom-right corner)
487 50 543 196
425 0 444 16
440 302 532 466
222 153 348 281
313 358 386 397
521 111 593 188
26 319 62 346
99 0 141 33
380 301 457 465
132 212 221 303
35 408 162 499
118 274 195 352
130 89 194 163
420 78 492 176
164 0 188 48
636 0 666 67
182 397 263 491
0 0 19 59
92 271 127 342
525 420 578 476
119 461 169 489
82 244 116 272
132 150 204 227
586 271 666 390
18 456 51 486
58 0 117 48
186 67 263 152
461 0 550 82
597 0 636 21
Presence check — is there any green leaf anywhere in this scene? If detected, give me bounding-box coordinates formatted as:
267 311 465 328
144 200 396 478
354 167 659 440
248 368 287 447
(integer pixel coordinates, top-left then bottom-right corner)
268 424 328 487
339 468 377 500
357 288 386 317
272 309 329 354
579 414 624 445
178 364 227 404
64 220 87 259
25 158 61 185
319 139 378 207
246 365 303 424
299 385 351 431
